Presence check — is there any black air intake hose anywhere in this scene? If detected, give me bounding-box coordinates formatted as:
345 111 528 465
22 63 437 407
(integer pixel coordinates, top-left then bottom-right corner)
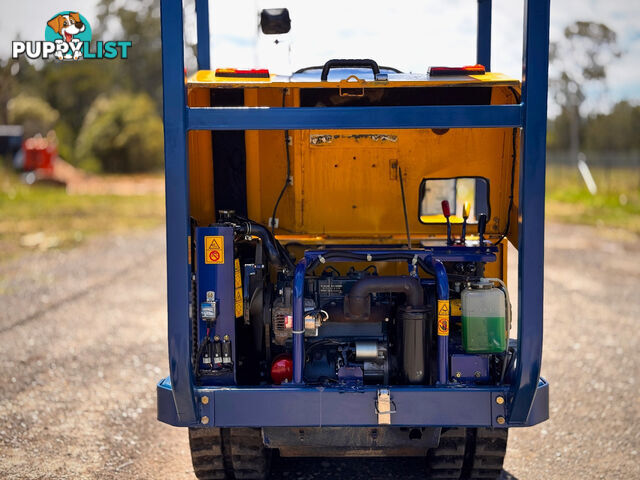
236 221 295 271
346 276 423 318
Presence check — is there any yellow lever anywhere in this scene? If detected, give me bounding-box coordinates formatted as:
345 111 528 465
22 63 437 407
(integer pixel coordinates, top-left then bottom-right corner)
462 201 471 220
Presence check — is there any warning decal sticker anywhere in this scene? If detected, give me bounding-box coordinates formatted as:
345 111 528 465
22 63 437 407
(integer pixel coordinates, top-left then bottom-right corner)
437 299 450 336
204 236 224 264
234 259 243 318
437 317 449 336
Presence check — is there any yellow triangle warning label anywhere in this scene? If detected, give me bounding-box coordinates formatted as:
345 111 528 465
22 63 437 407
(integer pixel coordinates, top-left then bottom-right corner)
438 301 449 316
204 236 224 264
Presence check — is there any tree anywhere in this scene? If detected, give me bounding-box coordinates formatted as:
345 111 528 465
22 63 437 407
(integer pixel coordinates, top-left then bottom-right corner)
75 93 164 173
7 94 60 138
549 21 622 160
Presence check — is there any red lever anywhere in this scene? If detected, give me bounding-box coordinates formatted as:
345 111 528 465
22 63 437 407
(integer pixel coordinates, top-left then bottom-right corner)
441 200 451 218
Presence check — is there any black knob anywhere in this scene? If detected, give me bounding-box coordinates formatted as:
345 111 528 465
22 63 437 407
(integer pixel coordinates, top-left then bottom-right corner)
478 214 487 246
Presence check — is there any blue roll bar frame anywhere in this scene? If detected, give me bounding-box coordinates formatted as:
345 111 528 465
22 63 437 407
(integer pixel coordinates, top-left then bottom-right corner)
159 0 550 427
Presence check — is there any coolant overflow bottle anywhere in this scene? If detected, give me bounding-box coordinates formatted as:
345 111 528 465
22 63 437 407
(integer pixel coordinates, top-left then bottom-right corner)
461 281 507 353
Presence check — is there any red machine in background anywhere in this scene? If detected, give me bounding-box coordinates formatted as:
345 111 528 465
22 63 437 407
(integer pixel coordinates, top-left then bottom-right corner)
15 134 66 186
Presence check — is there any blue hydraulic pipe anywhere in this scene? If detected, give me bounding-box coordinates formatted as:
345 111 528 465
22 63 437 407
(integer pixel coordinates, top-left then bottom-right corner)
292 259 307 384
431 259 450 385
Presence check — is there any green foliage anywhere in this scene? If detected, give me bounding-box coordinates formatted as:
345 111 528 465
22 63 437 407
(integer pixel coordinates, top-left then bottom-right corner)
4 0 196 172
548 101 640 152
75 93 164 173
584 102 640 151
7 94 60 138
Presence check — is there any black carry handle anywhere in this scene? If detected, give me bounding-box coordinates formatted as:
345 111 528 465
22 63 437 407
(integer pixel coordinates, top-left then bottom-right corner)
320 59 380 81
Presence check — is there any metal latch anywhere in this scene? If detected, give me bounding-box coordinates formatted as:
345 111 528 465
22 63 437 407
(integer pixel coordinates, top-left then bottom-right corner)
375 389 396 425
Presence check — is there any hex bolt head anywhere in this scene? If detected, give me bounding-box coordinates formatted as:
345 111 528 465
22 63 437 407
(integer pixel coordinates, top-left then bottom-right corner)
496 416 506 425
495 396 505 405
201 396 209 405
474 371 482 378
201 416 209 425
455 372 462 378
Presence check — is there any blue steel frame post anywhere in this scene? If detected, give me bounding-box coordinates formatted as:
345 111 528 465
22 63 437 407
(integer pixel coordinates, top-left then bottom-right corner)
195 0 210 70
477 0 492 71
160 0 197 424
431 260 450 384
509 0 550 424
292 259 307 384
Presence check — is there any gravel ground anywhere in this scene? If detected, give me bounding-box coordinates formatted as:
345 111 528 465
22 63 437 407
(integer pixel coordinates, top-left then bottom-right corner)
0 223 638 479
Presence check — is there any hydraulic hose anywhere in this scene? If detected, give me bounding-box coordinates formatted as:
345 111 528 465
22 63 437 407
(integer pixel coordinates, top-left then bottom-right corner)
236 221 295 271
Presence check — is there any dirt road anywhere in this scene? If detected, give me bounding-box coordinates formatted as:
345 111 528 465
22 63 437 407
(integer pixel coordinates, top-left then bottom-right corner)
0 223 638 479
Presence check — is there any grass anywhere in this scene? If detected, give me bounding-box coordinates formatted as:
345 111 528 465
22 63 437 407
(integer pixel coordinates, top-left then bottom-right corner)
0 165 165 263
546 165 640 234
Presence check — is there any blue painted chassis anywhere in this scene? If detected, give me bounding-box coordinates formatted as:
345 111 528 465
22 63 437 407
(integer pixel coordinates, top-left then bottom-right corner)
157 0 550 428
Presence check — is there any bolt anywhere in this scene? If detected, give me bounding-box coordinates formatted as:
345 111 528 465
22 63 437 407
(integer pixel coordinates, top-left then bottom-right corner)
496 416 506 425
201 416 209 425
474 371 482 378
201 396 209 405
214 335 220 342
455 372 462 378
495 396 505 405
223 334 230 341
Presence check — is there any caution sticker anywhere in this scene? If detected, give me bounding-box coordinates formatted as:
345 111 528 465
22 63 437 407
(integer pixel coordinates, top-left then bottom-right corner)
234 259 242 288
234 259 243 318
437 299 450 336
437 300 449 316
437 316 449 336
235 287 244 318
204 236 224 264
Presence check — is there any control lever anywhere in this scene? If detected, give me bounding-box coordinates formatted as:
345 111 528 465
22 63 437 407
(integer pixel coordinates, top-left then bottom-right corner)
461 201 471 245
478 213 487 247
441 200 453 246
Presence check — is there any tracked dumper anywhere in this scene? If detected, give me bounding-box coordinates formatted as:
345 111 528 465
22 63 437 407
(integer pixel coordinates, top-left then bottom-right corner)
157 1 551 478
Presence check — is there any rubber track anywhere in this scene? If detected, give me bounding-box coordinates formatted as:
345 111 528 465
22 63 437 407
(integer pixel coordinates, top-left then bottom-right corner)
189 428 270 480
189 428 228 480
426 428 508 480
228 428 271 479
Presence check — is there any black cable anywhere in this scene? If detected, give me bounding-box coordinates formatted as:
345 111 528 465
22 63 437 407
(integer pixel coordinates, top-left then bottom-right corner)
398 167 411 248
271 88 291 236
493 87 521 246
494 127 517 246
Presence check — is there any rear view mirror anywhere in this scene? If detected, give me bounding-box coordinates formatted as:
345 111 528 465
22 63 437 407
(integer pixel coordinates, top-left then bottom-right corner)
419 177 489 224
260 8 291 35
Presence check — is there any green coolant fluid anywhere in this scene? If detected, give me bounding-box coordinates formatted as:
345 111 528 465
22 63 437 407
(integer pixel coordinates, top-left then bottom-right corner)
461 283 507 353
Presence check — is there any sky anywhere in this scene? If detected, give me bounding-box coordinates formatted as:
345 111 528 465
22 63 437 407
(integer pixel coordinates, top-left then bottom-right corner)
1 0 639 116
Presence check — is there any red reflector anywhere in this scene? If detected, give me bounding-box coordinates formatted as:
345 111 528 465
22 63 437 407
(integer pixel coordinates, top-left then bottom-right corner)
428 64 486 76
215 68 270 78
271 354 293 385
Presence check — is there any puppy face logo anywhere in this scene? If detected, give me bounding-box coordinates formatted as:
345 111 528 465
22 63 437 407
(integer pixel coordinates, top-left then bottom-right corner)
45 11 92 60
